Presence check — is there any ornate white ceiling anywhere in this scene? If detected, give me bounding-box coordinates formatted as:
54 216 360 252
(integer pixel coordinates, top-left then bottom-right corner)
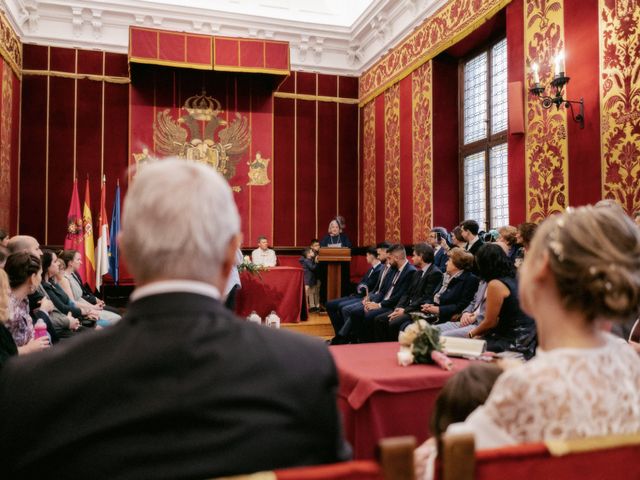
1 0 447 75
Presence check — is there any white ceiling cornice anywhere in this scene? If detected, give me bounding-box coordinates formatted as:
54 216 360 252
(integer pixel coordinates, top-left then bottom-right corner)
1 0 448 76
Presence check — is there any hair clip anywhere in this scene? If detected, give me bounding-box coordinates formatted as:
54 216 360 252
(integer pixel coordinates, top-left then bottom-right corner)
549 240 564 261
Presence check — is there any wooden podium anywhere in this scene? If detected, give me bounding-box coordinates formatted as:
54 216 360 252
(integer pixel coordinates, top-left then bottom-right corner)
317 247 351 300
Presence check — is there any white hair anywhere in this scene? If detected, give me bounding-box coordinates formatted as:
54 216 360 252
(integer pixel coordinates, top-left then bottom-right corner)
121 159 240 284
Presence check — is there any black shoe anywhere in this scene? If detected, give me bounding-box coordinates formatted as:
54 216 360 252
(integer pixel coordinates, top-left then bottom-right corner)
330 335 347 345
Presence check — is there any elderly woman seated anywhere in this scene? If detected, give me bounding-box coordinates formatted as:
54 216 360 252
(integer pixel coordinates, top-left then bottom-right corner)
420 248 479 325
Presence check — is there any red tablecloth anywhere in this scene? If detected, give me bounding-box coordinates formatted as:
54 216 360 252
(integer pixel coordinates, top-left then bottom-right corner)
330 343 469 459
235 266 306 323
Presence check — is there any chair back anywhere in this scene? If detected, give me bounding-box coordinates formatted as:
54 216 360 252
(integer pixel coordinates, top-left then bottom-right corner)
439 432 640 480
212 436 416 480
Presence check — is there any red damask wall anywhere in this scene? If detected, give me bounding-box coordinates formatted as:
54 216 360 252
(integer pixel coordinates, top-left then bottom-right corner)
358 0 636 243
0 15 21 235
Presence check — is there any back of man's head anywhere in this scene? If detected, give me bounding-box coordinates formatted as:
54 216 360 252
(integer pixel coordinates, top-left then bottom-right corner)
121 159 240 286
460 219 480 236
7 235 40 256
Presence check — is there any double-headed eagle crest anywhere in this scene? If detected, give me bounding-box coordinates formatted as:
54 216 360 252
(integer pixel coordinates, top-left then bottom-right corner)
152 92 250 182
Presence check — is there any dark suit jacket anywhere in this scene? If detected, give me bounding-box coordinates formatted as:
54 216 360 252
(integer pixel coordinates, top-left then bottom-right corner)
397 264 443 312
0 292 349 479
436 271 480 323
466 238 484 256
434 248 448 272
299 256 318 286
376 262 417 310
42 280 82 318
356 263 382 295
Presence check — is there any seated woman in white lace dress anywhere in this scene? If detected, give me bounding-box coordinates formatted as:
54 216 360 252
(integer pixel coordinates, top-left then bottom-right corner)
415 205 640 475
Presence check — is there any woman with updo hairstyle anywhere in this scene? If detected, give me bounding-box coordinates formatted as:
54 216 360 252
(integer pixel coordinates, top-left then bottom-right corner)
496 225 520 264
445 205 640 449
420 248 479 324
4 252 50 355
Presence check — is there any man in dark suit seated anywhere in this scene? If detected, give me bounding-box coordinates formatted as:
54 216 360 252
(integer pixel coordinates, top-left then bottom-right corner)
350 244 416 343
327 243 387 345
0 159 350 479
372 243 443 342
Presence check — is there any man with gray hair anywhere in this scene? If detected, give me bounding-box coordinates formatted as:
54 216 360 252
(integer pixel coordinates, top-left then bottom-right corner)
0 159 349 478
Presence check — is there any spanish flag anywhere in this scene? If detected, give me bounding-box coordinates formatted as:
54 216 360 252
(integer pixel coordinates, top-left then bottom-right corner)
83 178 96 291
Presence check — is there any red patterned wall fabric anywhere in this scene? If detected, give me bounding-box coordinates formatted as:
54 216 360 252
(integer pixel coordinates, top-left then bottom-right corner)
0 12 21 233
383 83 401 242
524 0 569 222
600 0 640 214
0 57 20 233
359 62 436 245
359 0 512 105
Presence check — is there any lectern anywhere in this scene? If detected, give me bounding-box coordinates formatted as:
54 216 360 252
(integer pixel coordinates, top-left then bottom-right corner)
317 247 351 300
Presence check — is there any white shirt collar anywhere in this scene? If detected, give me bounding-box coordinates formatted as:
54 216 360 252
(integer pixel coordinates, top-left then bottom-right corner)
467 236 479 248
130 279 221 302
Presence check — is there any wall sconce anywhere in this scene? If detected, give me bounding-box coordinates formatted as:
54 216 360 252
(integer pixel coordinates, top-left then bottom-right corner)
529 53 584 129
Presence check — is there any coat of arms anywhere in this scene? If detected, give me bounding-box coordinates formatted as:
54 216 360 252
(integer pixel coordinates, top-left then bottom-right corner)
152 92 250 182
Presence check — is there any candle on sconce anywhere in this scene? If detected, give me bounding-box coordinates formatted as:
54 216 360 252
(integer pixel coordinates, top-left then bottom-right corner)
531 63 540 84
554 52 565 78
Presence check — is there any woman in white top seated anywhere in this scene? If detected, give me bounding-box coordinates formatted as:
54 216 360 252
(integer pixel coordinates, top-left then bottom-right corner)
417 205 640 467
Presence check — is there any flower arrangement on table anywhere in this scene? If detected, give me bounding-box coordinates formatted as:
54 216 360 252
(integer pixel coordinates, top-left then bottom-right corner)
238 256 269 277
397 313 453 371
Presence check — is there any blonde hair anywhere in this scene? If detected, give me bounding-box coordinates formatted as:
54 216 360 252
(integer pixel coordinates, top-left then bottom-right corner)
531 205 640 322
447 248 475 271
0 269 9 324
498 225 518 246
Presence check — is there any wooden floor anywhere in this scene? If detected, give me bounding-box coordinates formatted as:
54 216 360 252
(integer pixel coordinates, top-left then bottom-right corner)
280 312 335 340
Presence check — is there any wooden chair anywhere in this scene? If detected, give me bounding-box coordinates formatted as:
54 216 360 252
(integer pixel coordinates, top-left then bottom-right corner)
439 431 640 480
214 436 416 480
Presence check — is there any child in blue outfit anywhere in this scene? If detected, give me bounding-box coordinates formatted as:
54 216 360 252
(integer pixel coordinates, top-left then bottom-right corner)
299 247 319 312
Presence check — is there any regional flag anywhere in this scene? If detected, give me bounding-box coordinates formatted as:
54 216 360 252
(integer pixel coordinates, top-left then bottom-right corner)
64 179 86 283
83 178 96 291
95 175 110 290
109 181 121 285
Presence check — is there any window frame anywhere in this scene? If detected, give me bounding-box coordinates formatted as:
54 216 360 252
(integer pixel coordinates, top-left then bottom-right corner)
458 37 508 231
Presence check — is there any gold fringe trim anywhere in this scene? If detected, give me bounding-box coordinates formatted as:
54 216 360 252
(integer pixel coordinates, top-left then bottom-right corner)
213 65 290 75
21 69 130 84
129 56 212 71
545 433 640 457
359 0 512 106
273 91 358 104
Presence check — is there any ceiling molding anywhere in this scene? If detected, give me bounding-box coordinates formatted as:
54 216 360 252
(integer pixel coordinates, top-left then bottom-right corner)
2 0 448 75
